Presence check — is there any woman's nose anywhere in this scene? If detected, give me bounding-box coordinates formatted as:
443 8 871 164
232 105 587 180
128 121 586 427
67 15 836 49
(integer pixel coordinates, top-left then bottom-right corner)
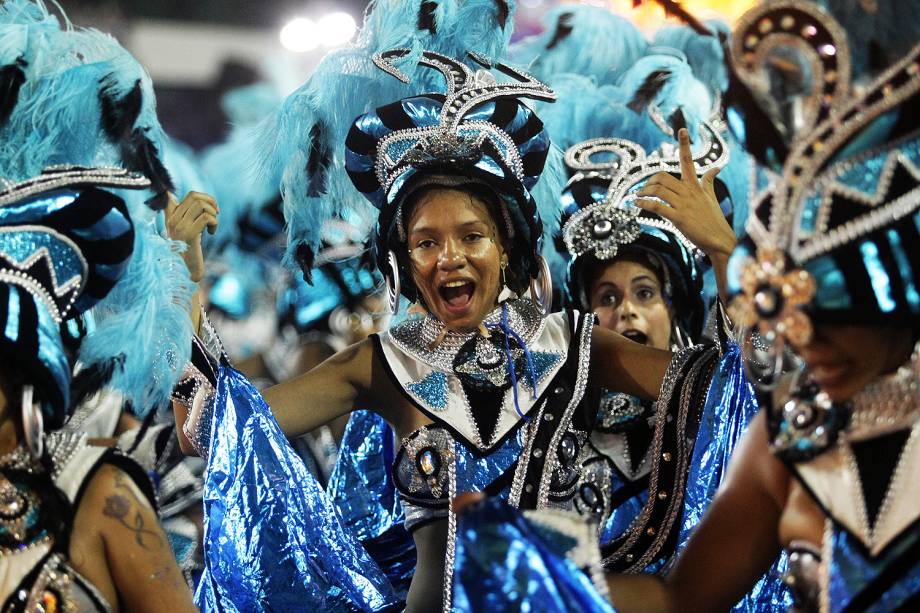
437 238 465 269
618 297 638 320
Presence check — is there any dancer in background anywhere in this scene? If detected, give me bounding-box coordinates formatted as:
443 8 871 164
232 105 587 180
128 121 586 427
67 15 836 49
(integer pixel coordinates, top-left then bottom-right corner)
0 168 196 612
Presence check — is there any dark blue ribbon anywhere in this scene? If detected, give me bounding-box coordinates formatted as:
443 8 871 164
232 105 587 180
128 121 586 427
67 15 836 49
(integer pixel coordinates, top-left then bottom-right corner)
485 303 538 421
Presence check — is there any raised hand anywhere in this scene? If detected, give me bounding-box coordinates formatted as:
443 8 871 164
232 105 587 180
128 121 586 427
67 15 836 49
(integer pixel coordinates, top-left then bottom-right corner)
635 128 737 304
165 191 219 283
634 128 736 261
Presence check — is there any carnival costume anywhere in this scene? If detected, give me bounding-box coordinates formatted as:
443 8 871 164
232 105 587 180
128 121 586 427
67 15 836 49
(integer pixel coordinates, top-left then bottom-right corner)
0 167 160 612
555 119 788 607
725 1 920 610
0 0 209 584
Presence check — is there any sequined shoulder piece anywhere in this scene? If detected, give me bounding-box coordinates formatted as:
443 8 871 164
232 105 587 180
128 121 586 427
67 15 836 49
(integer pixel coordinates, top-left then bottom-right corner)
378 300 572 452
44 431 108 504
0 166 150 205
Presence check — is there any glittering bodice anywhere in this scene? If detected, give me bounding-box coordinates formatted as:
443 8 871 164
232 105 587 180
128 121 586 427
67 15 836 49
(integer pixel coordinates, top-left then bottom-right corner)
769 347 920 609
377 300 571 452
379 305 600 530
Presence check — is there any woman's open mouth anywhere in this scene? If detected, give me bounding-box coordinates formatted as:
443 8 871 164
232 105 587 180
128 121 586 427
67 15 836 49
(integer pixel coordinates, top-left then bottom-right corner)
621 329 649 345
438 279 476 315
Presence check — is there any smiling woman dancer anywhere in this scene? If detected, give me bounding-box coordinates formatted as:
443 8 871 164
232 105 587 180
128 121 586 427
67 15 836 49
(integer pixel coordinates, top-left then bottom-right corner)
171 49 725 611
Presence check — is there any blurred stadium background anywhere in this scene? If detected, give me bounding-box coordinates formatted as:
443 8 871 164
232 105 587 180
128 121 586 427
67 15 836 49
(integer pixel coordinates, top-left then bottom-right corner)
63 0 757 150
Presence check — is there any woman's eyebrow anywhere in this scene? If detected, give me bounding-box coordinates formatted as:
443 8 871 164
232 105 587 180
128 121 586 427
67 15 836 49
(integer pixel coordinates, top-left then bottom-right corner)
631 275 658 286
593 282 620 294
457 220 491 230
409 220 490 236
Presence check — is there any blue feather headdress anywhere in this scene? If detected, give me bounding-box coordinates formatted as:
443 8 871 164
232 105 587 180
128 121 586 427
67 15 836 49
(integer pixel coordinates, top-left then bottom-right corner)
0 3 193 416
0 167 148 426
509 5 647 88
256 0 519 279
201 82 283 253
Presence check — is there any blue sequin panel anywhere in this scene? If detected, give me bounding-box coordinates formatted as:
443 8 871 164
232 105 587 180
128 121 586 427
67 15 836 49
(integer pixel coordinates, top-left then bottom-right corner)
454 427 525 495
0 228 85 295
834 137 920 197
407 371 449 410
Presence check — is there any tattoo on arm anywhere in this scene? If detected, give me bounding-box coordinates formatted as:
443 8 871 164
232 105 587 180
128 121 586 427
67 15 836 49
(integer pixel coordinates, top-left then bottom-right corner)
102 494 162 548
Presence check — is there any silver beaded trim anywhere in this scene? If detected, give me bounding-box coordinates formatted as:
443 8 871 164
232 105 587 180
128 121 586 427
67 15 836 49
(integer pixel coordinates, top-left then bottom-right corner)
600 345 702 569
442 441 457 613
746 35 920 256
0 225 88 323
536 312 594 509
0 166 149 206
793 140 920 262
733 1 852 147
561 123 726 260
44 430 89 479
387 298 545 372
370 49 555 199
508 399 547 508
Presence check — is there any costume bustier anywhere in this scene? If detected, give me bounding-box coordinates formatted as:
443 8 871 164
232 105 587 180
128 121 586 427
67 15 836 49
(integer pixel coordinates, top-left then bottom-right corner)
374 300 597 529
769 350 920 612
0 431 155 612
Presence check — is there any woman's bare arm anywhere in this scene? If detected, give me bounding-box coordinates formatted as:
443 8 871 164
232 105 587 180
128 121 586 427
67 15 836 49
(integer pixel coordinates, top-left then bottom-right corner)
73 464 197 613
589 327 673 400
608 411 789 612
172 338 375 455
262 339 376 439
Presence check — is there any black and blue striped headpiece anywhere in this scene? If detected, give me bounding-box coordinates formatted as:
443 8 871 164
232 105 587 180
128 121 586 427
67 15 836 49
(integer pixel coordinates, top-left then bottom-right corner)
345 49 555 295
727 1 920 330
559 124 728 340
0 166 145 425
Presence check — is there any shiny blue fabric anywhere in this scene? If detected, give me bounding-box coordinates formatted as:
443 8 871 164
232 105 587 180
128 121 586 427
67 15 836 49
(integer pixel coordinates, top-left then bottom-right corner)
600 486 648 547
328 411 403 542
827 525 920 612
454 427 523 494
328 411 416 600
195 367 398 612
452 499 615 613
676 343 791 610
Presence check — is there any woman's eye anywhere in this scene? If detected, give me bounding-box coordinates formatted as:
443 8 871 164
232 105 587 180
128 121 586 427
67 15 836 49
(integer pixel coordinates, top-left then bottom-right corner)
464 233 485 242
416 239 436 249
600 294 618 306
636 287 656 301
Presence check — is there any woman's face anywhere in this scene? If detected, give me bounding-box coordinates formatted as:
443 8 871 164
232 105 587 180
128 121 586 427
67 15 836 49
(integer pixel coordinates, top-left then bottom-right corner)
789 323 915 402
588 259 673 350
406 188 505 333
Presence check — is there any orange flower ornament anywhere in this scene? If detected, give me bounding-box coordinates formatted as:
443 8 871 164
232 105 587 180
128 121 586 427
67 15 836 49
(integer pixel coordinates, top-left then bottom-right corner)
729 247 817 347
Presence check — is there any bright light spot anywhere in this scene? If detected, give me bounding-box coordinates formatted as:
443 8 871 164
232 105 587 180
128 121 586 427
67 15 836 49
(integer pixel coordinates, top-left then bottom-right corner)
607 0 759 28
280 17 319 53
317 12 357 47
